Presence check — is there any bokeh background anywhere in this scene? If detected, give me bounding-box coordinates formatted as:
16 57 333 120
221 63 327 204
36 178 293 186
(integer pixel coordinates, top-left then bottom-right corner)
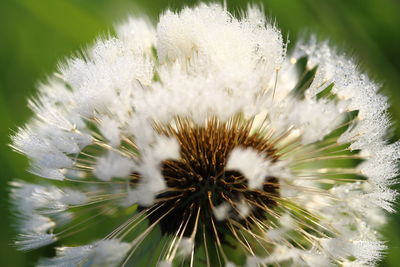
1 0 399 266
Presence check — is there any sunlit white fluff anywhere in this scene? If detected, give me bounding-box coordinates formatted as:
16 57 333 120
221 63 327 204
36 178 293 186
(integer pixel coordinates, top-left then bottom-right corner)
10 3 398 266
227 147 283 189
37 240 131 267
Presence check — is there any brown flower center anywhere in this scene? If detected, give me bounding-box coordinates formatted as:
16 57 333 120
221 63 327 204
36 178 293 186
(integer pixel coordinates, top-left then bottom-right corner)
137 116 280 238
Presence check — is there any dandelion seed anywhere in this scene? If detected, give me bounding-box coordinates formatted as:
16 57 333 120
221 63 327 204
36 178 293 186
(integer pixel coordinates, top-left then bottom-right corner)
10 3 398 266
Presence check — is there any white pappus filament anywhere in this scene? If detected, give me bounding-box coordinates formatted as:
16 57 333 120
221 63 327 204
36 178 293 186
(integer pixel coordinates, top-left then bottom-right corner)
10 3 398 267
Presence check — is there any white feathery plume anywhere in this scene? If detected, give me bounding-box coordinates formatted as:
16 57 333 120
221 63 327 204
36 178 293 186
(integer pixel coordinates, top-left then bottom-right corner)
9 3 398 266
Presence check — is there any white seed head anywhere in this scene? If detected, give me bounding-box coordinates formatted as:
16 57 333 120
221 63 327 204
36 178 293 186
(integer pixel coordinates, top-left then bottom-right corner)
9 3 398 266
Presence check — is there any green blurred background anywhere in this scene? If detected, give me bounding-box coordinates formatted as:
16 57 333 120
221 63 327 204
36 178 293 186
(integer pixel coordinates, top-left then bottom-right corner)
0 0 399 266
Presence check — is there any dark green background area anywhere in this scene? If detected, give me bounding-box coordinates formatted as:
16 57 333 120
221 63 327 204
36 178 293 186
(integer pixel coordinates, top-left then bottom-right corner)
0 0 399 266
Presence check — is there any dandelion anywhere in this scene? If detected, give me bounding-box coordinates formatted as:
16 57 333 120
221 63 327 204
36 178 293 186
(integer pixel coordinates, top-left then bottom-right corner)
10 3 399 266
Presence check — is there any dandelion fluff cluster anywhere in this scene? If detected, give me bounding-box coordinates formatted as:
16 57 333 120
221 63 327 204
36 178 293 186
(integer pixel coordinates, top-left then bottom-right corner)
10 3 399 266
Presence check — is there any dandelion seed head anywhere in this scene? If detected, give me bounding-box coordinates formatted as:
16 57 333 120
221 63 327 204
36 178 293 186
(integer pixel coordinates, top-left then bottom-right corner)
10 3 398 266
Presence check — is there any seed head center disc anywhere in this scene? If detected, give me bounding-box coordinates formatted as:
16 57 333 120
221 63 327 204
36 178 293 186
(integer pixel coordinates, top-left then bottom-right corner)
140 117 280 237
